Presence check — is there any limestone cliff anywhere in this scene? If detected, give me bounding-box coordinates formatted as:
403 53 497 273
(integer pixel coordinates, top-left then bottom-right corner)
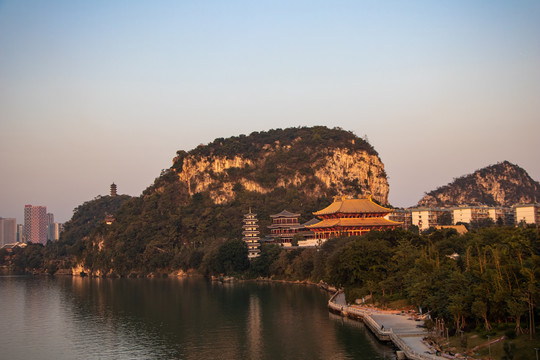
171 127 390 205
417 161 540 207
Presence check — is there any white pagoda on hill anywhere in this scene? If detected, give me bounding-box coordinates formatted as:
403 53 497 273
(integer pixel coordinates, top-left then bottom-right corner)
242 208 261 259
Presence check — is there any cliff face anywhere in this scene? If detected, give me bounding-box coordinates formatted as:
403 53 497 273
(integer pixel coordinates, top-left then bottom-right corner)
313 149 389 203
172 127 390 205
417 161 540 207
177 155 266 204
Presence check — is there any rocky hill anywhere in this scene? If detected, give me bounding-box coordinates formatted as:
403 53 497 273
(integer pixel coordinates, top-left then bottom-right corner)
417 161 540 208
169 126 389 205
58 126 391 276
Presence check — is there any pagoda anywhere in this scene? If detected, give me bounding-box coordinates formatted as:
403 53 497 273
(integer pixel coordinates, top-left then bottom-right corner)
306 196 401 240
268 210 302 244
110 183 117 197
242 208 261 259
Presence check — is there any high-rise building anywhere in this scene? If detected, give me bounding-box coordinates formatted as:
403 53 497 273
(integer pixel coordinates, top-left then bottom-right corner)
0 218 17 247
47 222 63 241
47 213 54 225
24 205 48 244
16 224 24 243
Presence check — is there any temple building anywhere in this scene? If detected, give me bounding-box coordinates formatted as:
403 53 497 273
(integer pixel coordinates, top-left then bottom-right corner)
242 208 261 259
306 196 401 240
268 210 303 244
104 214 115 225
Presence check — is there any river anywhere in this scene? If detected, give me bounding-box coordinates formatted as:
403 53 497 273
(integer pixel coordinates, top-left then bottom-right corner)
0 275 395 359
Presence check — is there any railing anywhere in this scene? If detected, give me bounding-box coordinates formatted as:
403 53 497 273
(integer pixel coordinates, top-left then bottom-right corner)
328 294 441 360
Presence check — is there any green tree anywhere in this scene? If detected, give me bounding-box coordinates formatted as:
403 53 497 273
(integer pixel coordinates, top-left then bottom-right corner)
291 234 303 247
250 244 281 277
471 298 491 331
438 212 453 226
216 240 249 275
12 244 44 272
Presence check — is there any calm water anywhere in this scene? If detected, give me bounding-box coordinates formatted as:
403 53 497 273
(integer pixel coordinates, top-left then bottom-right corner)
0 276 395 360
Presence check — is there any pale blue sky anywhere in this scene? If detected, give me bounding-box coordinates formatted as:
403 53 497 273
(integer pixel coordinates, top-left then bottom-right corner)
1 0 539 222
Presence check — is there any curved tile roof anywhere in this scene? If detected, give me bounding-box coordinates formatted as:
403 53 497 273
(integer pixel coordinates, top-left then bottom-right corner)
313 196 392 216
270 210 301 218
306 217 401 229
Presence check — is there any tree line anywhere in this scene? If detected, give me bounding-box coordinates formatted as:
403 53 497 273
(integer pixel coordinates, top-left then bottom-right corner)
3 223 537 340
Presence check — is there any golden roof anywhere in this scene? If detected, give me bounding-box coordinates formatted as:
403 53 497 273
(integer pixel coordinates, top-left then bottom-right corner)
313 196 392 216
306 217 401 229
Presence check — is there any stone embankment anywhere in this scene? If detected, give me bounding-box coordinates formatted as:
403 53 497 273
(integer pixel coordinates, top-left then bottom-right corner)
328 291 446 360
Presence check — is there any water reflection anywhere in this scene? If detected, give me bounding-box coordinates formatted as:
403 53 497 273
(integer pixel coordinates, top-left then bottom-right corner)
247 294 262 359
0 276 394 359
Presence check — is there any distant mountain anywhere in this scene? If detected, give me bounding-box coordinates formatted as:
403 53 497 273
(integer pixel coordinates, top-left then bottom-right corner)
417 161 540 208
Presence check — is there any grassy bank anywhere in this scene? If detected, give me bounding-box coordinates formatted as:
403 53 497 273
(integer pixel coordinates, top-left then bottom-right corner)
442 327 540 360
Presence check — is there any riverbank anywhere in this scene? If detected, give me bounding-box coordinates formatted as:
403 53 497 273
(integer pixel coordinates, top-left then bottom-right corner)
329 292 447 360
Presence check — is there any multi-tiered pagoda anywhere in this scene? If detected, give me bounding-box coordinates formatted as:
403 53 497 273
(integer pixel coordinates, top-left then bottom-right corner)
110 183 117 197
268 210 303 244
242 208 261 259
306 196 401 240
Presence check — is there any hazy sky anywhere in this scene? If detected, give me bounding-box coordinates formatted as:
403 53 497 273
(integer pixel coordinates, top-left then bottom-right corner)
1 1 539 223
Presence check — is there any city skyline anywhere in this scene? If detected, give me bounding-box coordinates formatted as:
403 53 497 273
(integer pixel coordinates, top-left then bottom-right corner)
1 1 539 223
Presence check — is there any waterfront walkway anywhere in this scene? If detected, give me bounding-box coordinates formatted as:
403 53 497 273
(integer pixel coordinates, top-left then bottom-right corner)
330 292 446 360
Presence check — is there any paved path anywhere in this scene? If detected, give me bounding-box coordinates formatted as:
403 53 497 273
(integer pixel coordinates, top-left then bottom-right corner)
332 293 445 359
369 312 433 357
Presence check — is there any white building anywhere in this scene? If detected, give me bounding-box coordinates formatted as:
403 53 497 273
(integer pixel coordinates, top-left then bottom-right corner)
487 207 513 224
514 204 539 226
452 206 489 224
411 208 450 231
242 209 260 259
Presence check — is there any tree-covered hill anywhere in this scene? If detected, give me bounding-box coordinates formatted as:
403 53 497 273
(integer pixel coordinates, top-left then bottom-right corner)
50 126 389 275
53 194 132 257
176 125 378 162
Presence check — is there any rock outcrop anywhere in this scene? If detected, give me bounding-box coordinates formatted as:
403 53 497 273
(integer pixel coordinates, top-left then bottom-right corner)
172 127 390 204
417 161 539 207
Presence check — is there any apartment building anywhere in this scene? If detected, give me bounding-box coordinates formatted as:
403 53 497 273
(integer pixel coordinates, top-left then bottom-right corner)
514 204 540 226
411 208 451 231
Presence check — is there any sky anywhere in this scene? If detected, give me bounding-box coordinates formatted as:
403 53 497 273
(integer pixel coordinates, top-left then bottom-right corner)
1 0 539 223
